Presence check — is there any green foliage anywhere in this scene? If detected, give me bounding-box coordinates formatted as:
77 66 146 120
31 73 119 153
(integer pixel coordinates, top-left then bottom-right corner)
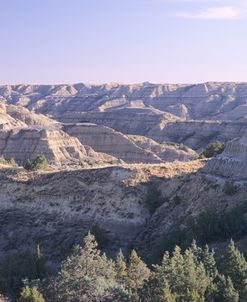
126 250 150 300
150 206 247 262
220 240 247 301
47 232 120 302
19 286 45 302
188 207 247 245
200 141 225 159
115 249 127 285
0 157 16 166
2 234 247 302
207 275 239 302
140 243 212 302
145 184 163 214
24 155 48 171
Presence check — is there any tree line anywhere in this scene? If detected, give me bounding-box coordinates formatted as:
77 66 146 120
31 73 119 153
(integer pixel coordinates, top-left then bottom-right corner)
1 232 247 302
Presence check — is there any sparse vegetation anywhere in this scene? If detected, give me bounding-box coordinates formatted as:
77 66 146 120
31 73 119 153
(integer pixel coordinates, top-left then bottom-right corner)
24 155 49 171
0 157 16 166
200 141 225 159
78 160 85 168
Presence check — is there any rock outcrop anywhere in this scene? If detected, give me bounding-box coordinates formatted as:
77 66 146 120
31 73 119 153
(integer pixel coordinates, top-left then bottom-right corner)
0 128 116 166
0 102 26 130
0 102 59 131
128 135 198 162
2 82 247 121
204 136 247 179
6 104 59 129
150 120 247 150
63 123 163 163
61 110 177 136
2 82 247 151
0 161 204 262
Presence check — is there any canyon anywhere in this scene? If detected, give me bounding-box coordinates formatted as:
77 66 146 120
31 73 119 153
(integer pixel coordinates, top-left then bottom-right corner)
1 82 247 266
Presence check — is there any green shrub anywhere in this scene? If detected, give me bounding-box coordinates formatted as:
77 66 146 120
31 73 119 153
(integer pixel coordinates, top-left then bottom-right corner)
24 155 48 171
19 286 45 302
0 157 16 166
200 141 225 159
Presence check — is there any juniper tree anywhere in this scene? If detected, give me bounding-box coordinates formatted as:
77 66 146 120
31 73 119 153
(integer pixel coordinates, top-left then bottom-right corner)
221 240 247 301
126 250 150 300
19 286 45 302
206 275 239 302
115 249 127 285
48 232 116 302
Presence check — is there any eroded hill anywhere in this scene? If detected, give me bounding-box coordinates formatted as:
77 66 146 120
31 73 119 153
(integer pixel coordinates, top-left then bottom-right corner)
1 81 247 269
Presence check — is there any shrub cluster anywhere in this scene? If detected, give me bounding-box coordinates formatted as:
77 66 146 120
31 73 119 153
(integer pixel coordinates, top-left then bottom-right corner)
24 155 49 171
200 141 225 159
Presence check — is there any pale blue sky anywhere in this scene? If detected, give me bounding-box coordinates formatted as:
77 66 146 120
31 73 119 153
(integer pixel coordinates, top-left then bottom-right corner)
0 0 247 84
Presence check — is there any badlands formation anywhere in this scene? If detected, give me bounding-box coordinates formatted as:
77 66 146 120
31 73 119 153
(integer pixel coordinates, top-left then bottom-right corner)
1 82 247 263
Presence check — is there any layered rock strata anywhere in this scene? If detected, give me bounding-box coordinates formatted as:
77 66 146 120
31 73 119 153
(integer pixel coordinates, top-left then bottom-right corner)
63 123 163 163
0 128 115 166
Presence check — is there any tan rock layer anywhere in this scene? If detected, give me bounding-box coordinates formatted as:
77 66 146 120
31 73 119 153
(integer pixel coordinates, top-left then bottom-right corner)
0 128 115 165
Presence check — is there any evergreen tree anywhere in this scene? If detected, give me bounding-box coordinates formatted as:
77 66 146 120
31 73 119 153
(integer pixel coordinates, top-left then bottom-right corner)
48 232 117 302
221 240 247 301
207 275 239 302
183 289 205 302
202 245 218 279
169 246 185 294
139 271 175 302
190 241 217 279
59 231 109 280
180 249 210 301
163 281 176 302
147 244 211 301
126 250 150 300
35 245 47 281
115 249 127 285
19 286 45 302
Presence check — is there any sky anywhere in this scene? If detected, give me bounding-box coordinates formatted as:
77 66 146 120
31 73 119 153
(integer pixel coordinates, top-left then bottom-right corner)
0 0 247 85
